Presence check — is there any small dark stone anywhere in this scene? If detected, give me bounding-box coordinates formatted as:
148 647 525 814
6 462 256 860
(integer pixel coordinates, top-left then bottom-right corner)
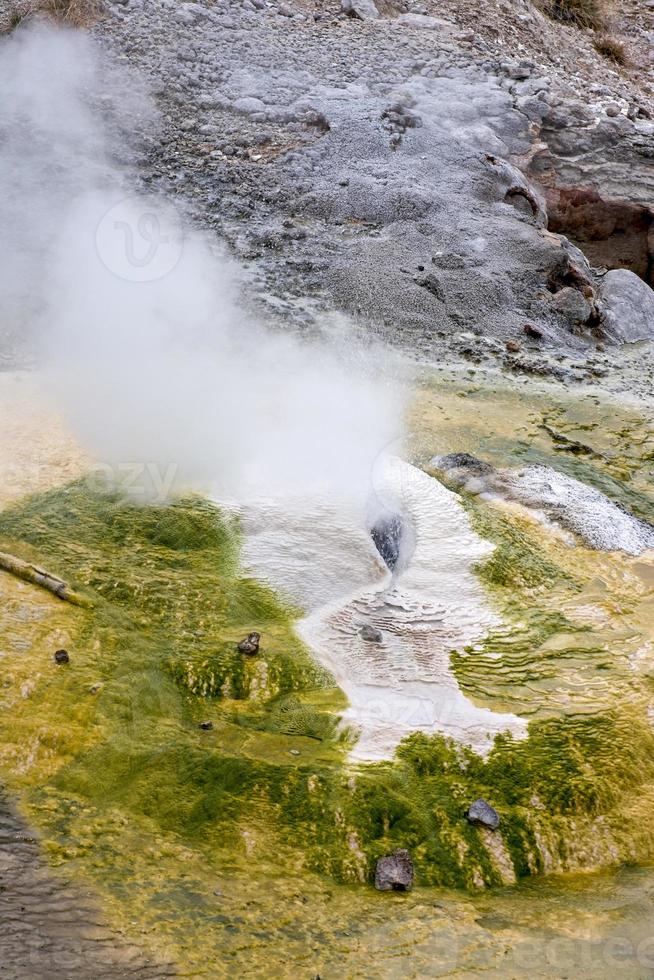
466 799 500 830
370 513 404 571
523 322 543 339
199 721 213 731
374 848 414 891
53 649 70 665
360 625 383 643
237 632 261 655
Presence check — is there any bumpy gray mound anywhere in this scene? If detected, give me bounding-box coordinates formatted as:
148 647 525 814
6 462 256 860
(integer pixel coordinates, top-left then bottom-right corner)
433 453 654 556
91 0 624 359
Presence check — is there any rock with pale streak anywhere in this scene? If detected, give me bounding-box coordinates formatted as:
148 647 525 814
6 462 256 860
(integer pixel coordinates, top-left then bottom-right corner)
374 848 414 891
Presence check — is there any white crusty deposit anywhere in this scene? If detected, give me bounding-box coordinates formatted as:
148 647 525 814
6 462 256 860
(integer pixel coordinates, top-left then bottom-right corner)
237 456 527 761
434 454 654 557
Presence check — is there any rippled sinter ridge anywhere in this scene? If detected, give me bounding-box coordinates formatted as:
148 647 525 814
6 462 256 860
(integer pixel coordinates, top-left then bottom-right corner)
296 456 526 760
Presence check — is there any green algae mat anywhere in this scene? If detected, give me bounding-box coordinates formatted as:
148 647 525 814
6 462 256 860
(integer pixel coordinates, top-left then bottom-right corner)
2 373 654 975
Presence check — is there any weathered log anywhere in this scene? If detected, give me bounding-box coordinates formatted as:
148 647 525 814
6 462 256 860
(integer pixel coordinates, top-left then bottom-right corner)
0 551 91 607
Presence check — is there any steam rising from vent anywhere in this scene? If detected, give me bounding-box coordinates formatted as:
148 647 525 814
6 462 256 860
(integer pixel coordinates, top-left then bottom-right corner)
0 24 405 503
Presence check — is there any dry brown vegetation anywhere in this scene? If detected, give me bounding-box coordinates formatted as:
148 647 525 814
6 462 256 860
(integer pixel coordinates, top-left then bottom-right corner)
47 0 103 24
1 0 103 32
593 34 627 64
539 0 605 30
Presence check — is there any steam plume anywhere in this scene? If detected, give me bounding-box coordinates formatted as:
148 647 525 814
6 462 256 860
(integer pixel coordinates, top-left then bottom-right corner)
0 23 405 505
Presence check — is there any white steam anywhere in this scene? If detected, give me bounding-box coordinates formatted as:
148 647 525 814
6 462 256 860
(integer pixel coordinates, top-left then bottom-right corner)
0 24 404 505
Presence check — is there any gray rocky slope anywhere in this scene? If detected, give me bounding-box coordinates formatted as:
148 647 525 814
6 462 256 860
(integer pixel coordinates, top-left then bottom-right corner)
86 0 654 378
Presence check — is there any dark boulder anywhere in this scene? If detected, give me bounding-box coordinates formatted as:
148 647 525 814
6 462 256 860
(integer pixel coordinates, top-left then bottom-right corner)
53 649 70 665
374 848 414 892
600 269 654 343
360 625 383 643
466 799 500 830
237 632 261 655
370 513 404 571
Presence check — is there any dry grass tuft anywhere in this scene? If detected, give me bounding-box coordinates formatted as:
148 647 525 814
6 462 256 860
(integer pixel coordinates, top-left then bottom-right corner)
43 0 103 26
1 0 103 32
593 34 627 64
539 0 605 30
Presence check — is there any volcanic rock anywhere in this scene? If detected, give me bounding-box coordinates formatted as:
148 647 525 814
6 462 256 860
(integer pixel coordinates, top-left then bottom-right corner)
432 453 493 479
374 848 414 891
370 513 404 571
238 632 261 655
467 799 500 830
599 269 654 343
548 286 592 326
